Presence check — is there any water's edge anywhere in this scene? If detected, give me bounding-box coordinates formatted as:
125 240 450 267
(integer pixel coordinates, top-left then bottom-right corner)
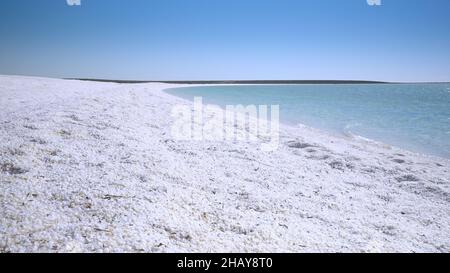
163 85 450 161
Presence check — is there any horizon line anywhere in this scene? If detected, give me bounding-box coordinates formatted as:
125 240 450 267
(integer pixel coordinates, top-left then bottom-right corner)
2 74 450 84
70 78 450 85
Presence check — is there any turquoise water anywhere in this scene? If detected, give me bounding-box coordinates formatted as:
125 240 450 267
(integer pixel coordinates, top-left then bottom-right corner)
166 84 450 159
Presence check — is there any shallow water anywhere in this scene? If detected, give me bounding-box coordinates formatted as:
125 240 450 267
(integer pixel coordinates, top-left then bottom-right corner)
166 84 450 159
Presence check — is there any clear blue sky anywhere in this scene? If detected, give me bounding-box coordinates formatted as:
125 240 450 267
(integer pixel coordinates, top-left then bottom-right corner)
0 0 449 82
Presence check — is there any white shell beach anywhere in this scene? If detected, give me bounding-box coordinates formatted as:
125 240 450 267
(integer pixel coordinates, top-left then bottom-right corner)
0 75 449 253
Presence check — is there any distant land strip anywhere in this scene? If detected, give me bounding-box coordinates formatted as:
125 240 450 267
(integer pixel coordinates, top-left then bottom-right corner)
70 79 390 84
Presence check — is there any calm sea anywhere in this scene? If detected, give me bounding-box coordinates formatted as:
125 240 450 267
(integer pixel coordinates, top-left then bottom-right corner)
166 84 450 159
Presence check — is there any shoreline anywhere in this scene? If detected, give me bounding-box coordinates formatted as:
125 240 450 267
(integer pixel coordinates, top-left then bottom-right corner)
1 75 449 253
162 85 450 163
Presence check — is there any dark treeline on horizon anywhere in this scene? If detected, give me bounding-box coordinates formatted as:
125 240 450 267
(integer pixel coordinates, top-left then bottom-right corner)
71 79 389 84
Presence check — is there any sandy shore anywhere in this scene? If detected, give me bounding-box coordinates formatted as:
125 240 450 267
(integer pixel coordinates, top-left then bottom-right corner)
0 75 449 253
